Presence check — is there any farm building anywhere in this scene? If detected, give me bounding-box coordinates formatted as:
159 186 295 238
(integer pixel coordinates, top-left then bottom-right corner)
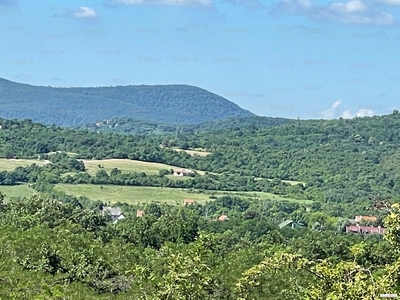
102 206 125 223
173 169 195 177
183 199 195 205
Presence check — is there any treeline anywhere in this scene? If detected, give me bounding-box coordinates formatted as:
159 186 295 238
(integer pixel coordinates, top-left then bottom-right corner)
3 114 400 218
0 193 398 299
83 115 294 135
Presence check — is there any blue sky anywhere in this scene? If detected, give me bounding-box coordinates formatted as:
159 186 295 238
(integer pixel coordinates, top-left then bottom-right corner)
1 0 400 119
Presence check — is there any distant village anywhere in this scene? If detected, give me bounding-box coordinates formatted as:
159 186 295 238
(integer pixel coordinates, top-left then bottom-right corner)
102 202 384 235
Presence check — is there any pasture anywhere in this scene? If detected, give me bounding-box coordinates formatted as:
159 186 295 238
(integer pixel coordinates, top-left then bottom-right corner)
82 159 205 175
0 184 35 200
54 184 312 205
171 148 211 157
0 159 48 171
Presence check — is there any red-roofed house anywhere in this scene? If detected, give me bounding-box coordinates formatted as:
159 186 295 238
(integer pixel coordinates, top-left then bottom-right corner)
346 225 386 235
218 215 229 222
183 199 195 205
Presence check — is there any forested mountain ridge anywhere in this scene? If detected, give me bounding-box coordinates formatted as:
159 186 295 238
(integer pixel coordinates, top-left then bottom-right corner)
0 77 254 126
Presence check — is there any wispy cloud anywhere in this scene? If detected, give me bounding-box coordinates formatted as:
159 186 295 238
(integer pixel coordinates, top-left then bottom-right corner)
319 99 342 118
112 0 213 7
340 108 375 118
53 6 100 21
270 0 397 26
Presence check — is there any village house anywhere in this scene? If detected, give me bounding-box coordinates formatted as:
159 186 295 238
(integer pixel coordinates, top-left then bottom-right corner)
345 215 384 235
136 210 144 217
173 169 195 177
278 219 305 229
346 225 386 235
217 215 229 222
102 206 125 223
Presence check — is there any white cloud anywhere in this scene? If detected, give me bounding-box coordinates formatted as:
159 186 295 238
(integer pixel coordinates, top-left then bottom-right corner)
54 6 100 20
114 0 212 6
357 108 374 117
270 0 397 26
74 6 98 18
319 99 342 118
340 108 375 118
340 110 353 119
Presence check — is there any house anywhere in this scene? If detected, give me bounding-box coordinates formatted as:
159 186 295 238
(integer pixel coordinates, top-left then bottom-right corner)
173 169 195 177
346 225 386 235
278 219 305 229
136 210 144 217
355 215 377 223
183 199 195 205
102 206 125 223
218 215 229 222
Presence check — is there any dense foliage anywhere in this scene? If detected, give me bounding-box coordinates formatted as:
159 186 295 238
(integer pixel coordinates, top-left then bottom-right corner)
0 78 253 126
82 116 293 135
1 112 400 298
0 193 398 299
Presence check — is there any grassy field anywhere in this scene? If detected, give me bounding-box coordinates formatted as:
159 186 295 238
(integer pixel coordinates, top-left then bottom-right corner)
54 184 312 206
0 159 48 171
48 151 78 157
82 159 205 175
171 148 211 157
0 184 35 200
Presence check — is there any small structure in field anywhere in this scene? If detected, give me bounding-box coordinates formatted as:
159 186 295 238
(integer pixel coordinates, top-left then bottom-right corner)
136 210 144 217
173 169 195 177
183 199 195 205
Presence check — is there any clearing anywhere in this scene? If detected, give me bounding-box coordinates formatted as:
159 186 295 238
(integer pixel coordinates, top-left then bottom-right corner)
82 159 205 175
0 184 35 200
0 159 48 171
171 148 211 157
54 184 312 205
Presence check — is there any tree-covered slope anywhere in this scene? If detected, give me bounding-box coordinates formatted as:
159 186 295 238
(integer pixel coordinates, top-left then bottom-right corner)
83 115 294 135
0 78 255 126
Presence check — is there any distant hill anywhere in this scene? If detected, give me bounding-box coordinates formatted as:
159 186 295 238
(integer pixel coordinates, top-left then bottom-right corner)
0 78 255 126
83 116 295 135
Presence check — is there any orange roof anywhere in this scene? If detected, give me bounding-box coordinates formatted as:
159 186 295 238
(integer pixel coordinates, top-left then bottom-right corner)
183 199 195 205
218 215 229 221
355 215 377 222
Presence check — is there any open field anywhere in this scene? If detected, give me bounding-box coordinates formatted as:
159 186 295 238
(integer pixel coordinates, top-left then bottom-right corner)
255 177 305 186
0 184 35 200
48 151 78 157
171 148 211 156
0 159 48 171
82 159 205 175
54 184 313 205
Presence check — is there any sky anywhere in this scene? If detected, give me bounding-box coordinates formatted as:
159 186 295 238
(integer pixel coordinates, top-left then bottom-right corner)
1 0 400 119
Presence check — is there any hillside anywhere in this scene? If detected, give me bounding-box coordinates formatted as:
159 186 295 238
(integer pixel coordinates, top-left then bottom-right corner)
83 115 295 135
0 78 255 126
